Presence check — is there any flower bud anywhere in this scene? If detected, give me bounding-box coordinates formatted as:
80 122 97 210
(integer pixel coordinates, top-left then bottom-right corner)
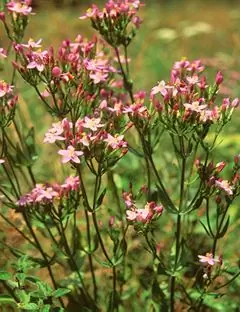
109 216 115 228
52 66 61 77
0 12 5 23
215 71 223 85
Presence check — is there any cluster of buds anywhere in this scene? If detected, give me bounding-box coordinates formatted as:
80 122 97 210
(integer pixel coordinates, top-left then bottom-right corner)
0 80 18 127
17 176 80 207
80 0 143 47
44 117 128 165
151 59 239 139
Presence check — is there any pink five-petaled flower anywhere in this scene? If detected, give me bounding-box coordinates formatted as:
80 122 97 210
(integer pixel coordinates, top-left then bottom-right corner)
183 101 207 113
43 122 65 144
58 145 83 164
198 253 219 266
82 117 104 132
22 38 42 49
104 134 127 150
62 176 80 191
0 81 14 97
215 179 233 196
7 1 33 16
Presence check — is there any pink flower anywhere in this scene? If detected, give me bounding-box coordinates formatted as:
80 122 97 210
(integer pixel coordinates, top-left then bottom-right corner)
7 1 33 16
22 38 42 49
198 253 219 266
0 48 7 59
35 187 59 202
82 117 104 132
62 176 80 191
151 80 167 96
58 145 83 164
44 122 65 144
126 210 138 221
27 51 48 72
215 179 233 195
184 101 207 113
89 71 108 84
0 81 14 97
104 134 127 150
0 159 5 164
215 71 223 85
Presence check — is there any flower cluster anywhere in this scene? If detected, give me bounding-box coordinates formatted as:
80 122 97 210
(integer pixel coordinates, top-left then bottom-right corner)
0 80 18 127
12 36 117 115
123 191 163 225
195 157 240 198
80 0 143 47
44 117 128 164
151 59 239 136
17 176 80 207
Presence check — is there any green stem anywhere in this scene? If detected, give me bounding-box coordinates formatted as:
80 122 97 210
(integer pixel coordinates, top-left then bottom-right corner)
22 212 65 309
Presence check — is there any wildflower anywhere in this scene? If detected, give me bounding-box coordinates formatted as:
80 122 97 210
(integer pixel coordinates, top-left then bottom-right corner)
0 81 14 98
58 145 83 164
82 117 104 132
22 38 42 49
215 71 223 85
215 179 233 195
27 51 48 72
89 71 108 84
62 176 80 191
184 101 207 113
7 0 33 16
0 48 7 59
43 122 65 144
198 253 219 266
0 159 5 164
35 187 59 202
104 134 127 150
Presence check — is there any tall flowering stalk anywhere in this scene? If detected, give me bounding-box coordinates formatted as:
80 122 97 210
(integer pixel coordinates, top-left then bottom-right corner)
0 1 239 311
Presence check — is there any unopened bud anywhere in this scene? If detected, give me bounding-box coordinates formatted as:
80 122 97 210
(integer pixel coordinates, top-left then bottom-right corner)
0 12 5 23
215 71 223 85
52 66 61 77
109 216 115 228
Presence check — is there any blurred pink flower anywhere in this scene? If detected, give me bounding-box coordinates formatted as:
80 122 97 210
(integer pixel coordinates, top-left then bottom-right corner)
7 1 33 15
44 122 65 144
58 145 83 164
215 179 233 195
82 117 104 132
198 253 219 266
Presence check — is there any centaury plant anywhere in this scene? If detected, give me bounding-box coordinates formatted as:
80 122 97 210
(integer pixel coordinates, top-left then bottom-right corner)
0 1 240 311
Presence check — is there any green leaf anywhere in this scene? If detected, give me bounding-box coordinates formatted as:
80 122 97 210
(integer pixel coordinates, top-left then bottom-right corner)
96 188 107 208
15 289 30 304
0 271 12 281
21 302 38 310
200 220 213 237
52 288 71 298
0 294 16 304
37 281 52 297
152 278 168 310
156 184 178 214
